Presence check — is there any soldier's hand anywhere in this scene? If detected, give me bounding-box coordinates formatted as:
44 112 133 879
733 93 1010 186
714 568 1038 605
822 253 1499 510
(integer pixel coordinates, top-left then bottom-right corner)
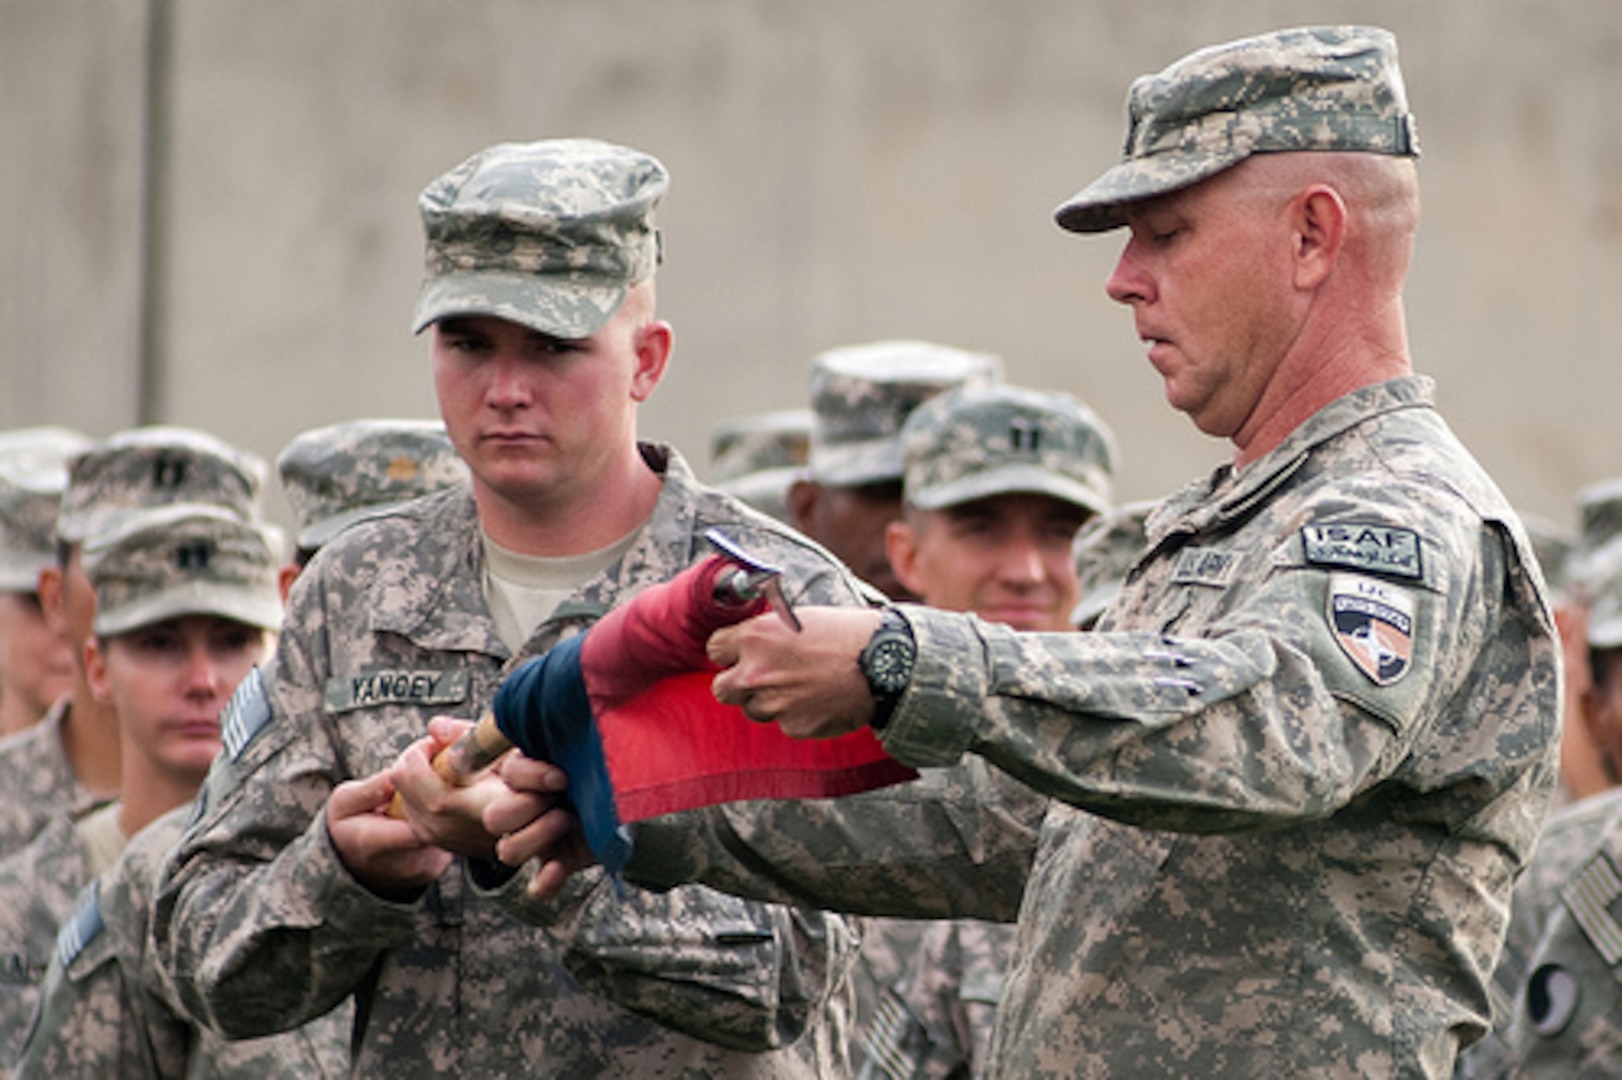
389 716 511 862
327 771 454 899
708 606 881 739
486 752 596 899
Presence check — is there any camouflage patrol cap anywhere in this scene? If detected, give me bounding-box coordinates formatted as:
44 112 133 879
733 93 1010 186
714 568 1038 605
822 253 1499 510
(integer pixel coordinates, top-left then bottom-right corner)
1055 25 1420 233
809 340 1002 487
901 383 1116 518
710 409 812 485
56 426 266 548
716 467 799 524
1582 536 1622 649
277 418 469 552
84 505 283 638
1070 499 1154 630
0 427 92 590
412 138 668 339
1519 512 1574 599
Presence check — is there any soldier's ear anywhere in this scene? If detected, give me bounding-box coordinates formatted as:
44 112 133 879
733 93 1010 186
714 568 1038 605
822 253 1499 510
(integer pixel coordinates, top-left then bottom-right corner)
84 638 113 705
629 319 673 403
1291 183 1347 291
886 519 926 599
787 478 821 536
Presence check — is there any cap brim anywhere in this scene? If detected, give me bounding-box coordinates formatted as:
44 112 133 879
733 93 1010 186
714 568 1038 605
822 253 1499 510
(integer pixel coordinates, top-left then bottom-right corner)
1054 148 1249 233
0 553 50 593
809 440 906 488
412 271 627 338
297 499 426 552
93 580 284 638
910 465 1110 518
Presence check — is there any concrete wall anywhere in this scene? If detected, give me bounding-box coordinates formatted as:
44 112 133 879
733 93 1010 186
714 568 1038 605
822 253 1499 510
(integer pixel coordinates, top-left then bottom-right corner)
4 0 1620 539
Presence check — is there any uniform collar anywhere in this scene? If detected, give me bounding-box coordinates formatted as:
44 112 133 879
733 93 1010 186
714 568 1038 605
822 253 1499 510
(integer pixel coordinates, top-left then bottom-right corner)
365 443 702 660
1149 375 1435 542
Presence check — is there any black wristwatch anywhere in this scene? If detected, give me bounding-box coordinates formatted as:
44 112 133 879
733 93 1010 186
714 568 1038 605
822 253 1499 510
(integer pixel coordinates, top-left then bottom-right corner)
858 608 916 731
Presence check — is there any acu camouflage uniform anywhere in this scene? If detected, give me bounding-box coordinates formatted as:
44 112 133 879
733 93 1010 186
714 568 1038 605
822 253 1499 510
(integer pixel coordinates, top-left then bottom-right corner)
1459 537 1622 1077
1485 788 1622 1076
854 383 1114 1080
155 446 873 1078
630 376 1559 1077
17 806 349 1078
0 803 108 1062
0 702 103 859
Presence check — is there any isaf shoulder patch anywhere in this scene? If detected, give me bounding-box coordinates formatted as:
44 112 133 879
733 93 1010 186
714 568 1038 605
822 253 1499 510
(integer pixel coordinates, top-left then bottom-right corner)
1302 522 1422 580
1328 572 1414 686
221 666 273 761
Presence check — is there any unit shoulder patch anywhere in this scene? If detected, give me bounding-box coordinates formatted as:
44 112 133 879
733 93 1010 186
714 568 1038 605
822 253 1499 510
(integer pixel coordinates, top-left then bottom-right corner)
1327 572 1414 686
1301 522 1422 580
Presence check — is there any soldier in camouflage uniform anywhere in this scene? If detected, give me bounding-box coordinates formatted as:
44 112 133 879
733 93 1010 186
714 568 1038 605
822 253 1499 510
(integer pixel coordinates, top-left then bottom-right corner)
787 341 1000 601
1539 482 1622 810
153 138 875 1077
15 425 472 1078
0 506 290 1068
0 428 89 737
0 427 266 861
500 28 1560 1078
710 408 812 524
857 383 1114 1080
1457 528 1622 1077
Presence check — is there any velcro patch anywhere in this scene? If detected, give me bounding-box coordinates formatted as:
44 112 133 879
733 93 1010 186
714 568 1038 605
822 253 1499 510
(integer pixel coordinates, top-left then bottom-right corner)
1301 523 1422 580
221 667 272 761
324 670 470 714
54 884 103 969
1171 547 1239 587
1328 572 1414 686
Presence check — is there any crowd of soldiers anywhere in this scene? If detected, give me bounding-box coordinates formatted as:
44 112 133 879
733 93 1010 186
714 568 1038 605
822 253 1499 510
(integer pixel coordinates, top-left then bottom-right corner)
0 20 1606 1080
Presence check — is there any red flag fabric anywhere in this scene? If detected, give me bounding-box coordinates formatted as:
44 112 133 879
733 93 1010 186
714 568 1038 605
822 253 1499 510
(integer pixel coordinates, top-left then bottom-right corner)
578 551 916 820
595 672 917 821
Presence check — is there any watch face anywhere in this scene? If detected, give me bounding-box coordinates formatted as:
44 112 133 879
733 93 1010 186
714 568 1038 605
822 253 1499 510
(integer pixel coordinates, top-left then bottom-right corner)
866 638 914 695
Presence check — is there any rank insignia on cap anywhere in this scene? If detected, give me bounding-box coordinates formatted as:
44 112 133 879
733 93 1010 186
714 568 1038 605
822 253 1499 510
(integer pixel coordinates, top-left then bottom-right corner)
1328 572 1413 685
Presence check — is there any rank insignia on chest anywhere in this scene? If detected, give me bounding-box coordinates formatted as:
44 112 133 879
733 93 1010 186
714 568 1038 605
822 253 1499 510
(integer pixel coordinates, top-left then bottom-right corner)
1327 572 1414 686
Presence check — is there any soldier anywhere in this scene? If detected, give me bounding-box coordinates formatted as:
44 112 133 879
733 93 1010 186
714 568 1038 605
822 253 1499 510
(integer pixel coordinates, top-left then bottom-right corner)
0 507 292 1067
0 428 90 736
500 27 1558 1077
16 425 473 1077
710 408 812 524
786 341 1000 600
274 417 469 594
857 382 1115 1079
1539 482 1622 809
885 382 1114 636
1457 528 1622 1078
0 426 265 859
153 138 877 1076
